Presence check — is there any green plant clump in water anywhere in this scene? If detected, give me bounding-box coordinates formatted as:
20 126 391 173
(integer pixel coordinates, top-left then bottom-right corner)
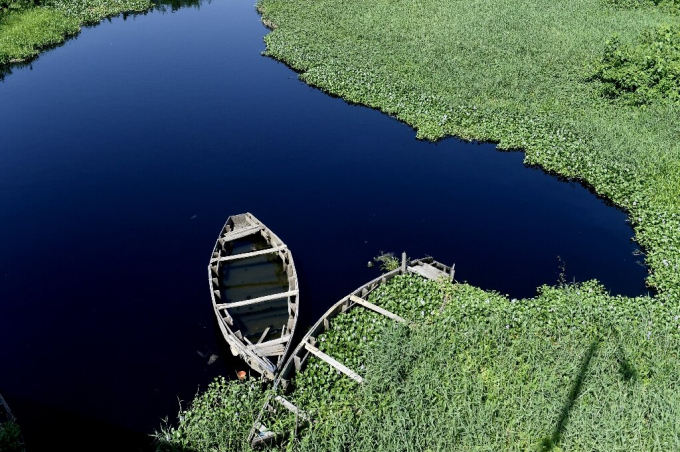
372 252 399 272
257 0 680 297
154 376 268 452
0 420 25 452
592 25 680 105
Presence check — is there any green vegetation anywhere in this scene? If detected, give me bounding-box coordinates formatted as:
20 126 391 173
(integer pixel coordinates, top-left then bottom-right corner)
43 0 151 24
155 376 268 452
0 420 24 452
158 274 680 451
592 24 680 105
372 252 400 272
607 0 679 10
0 0 152 66
0 6 78 64
256 0 680 297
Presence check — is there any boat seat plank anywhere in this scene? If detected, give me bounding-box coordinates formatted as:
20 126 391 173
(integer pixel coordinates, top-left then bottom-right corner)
248 334 291 350
305 344 363 384
220 225 261 242
216 289 299 310
253 345 285 356
211 245 287 263
349 295 406 323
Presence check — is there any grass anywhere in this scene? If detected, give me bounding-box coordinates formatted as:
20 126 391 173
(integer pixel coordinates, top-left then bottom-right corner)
158 274 680 451
256 0 680 297
0 7 78 64
0 0 152 66
0 420 25 452
155 376 269 452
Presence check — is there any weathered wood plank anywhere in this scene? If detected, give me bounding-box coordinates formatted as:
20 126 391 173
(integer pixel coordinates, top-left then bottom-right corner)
216 290 299 310
210 245 287 263
248 334 291 350
274 396 309 421
250 426 276 448
408 263 448 280
305 344 363 383
253 345 285 356
349 295 406 323
219 225 261 243
256 326 271 345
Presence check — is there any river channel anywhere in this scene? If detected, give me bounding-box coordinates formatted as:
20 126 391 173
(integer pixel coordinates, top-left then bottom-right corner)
0 0 648 450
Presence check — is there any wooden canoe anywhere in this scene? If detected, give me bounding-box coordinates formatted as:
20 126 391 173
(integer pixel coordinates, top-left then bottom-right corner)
248 256 453 447
209 213 299 380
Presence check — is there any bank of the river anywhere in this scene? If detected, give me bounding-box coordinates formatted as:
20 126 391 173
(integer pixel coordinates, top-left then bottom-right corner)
0 0 203 67
157 272 680 451
0 0 152 66
255 0 680 297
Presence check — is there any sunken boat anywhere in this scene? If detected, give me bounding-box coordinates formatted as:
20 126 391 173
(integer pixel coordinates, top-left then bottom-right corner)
248 256 453 447
208 213 299 380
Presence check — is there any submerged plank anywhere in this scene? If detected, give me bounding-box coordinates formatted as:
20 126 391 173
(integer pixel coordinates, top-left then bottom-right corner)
349 295 406 323
305 343 363 383
257 326 271 344
216 289 299 310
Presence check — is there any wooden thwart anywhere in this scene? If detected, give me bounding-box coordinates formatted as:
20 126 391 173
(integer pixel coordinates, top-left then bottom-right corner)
216 290 299 310
248 334 291 350
304 343 363 384
220 225 261 242
211 245 287 263
349 295 406 323
408 262 449 280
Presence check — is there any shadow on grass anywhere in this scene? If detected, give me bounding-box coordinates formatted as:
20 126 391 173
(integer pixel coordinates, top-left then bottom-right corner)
538 339 599 452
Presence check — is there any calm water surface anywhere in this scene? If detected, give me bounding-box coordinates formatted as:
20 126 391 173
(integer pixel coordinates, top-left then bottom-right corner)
0 0 648 450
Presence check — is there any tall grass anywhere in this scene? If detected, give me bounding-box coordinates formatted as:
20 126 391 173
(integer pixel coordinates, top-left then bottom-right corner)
258 0 680 296
0 0 153 66
0 7 78 64
159 274 680 451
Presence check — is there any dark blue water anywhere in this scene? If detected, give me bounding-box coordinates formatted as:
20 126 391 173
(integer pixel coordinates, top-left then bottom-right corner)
0 0 647 450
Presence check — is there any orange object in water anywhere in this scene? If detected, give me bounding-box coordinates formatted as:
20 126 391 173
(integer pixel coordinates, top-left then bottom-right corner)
237 371 247 380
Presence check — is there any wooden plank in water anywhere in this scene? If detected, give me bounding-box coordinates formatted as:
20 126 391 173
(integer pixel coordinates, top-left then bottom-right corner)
216 289 299 310
274 396 309 421
408 263 448 280
256 326 271 344
305 344 363 383
219 225 261 243
349 295 406 323
210 245 287 263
